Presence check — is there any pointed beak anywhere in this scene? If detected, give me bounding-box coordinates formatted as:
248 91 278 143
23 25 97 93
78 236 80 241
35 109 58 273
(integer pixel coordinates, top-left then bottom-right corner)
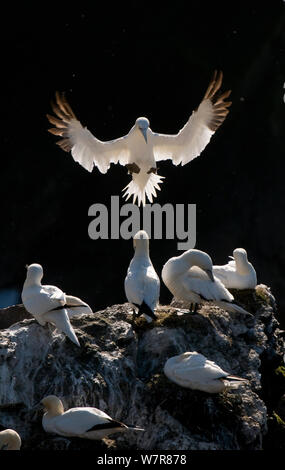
229 256 234 260
205 269 215 282
140 127 148 143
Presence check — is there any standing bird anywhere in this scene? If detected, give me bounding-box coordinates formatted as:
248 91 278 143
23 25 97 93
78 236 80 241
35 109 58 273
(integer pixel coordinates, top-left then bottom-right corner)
22 263 93 347
161 249 252 316
124 230 160 322
47 70 231 206
164 352 248 393
0 429 21 450
41 395 144 440
213 248 257 289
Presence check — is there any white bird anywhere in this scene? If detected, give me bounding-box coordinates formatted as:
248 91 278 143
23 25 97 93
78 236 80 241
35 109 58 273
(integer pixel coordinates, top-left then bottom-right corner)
213 248 257 289
41 395 144 440
47 70 231 206
164 351 247 393
161 249 252 316
22 263 93 347
124 230 160 322
0 429 21 450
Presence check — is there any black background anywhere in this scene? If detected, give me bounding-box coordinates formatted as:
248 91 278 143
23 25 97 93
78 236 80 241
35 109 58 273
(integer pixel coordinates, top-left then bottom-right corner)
1 2 284 325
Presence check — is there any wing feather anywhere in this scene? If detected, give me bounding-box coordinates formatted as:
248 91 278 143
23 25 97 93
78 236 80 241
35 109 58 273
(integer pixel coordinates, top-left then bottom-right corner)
153 70 231 166
53 408 113 435
47 92 130 173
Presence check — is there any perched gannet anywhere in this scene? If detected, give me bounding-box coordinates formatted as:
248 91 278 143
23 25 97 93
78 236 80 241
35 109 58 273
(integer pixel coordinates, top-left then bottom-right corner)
47 70 231 206
161 249 252 316
213 248 257 289
124 230 160 322
0 429 21 450
164 352 247 393
41 395 144 440
22 263 92 347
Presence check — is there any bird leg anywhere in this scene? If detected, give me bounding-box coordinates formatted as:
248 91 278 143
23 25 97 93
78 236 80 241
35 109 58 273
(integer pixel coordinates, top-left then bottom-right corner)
189 303 199 314
125 163 140 175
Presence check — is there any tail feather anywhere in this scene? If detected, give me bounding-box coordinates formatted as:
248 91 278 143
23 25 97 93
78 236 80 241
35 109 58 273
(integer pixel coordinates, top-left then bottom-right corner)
226 375 248 382
125 424 145 431
122 172 164 206
42 309 80 347
216 301 253 317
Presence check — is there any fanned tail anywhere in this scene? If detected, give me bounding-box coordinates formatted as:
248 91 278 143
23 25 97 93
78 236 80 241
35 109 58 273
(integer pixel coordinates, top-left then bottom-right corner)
122 172 164 206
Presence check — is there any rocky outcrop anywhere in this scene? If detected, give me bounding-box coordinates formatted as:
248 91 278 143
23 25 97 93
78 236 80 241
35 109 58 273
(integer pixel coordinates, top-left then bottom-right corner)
0 285 284 450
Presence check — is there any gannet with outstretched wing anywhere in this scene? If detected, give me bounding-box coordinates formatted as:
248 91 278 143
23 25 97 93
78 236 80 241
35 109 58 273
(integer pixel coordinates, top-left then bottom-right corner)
47 71 231 206
22 263 92 347
161 249 252 316
41 395 144 440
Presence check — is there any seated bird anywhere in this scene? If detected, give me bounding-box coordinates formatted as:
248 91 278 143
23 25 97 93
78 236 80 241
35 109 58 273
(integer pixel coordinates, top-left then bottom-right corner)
47 70 231 206
125 230 160 322
41 395 144 440
22 263 93 347
213 248 257 289
164 351 248 393
161 249 252 316
0 429 21 450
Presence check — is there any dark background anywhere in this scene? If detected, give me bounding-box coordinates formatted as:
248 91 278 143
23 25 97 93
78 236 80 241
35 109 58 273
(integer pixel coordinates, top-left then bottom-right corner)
0 2 284 326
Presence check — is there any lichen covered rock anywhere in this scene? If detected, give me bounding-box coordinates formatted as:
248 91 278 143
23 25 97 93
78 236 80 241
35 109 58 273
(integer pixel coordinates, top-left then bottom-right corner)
0 285 284 450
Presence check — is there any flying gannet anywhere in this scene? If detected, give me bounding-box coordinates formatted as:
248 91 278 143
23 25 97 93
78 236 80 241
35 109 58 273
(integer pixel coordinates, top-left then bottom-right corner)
22 263 92 347
124 230 160 322
0 429 22 450
47 70 231 206
41 395 144 440
164 351 247 393
161 249 252 316
213 248 257 289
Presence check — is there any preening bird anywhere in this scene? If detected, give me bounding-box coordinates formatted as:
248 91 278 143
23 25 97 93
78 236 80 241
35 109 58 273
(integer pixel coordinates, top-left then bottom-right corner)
124 230 160 322
213 248 257 289
164 351 248 393
47 70 231 206
41 395 144 440
22 263 93 347
0 429 21 450
161 249 252 316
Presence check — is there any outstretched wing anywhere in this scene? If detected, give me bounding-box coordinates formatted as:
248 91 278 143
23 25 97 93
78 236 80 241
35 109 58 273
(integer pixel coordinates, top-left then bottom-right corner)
152 70 231 166
47 92 130 173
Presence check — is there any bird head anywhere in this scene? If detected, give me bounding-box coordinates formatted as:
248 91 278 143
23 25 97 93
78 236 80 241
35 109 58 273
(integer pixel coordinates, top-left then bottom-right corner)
233 248 248 261
133 229 150 251
41 395 65 416
0 429 21 451
25 263 44 284
182 249 215 282
135 117 149 143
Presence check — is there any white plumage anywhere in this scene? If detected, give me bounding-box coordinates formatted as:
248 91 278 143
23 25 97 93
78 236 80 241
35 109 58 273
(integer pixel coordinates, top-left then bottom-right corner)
124 230 160 322
41 395 144 440
161 249 252 316
164 352 247 393
0 429 22 450
22 263 93 347
47 70 231 206
213 248 257 289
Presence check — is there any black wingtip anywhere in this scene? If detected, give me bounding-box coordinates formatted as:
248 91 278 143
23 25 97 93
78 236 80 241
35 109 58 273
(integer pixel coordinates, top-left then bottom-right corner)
135 301 157 321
